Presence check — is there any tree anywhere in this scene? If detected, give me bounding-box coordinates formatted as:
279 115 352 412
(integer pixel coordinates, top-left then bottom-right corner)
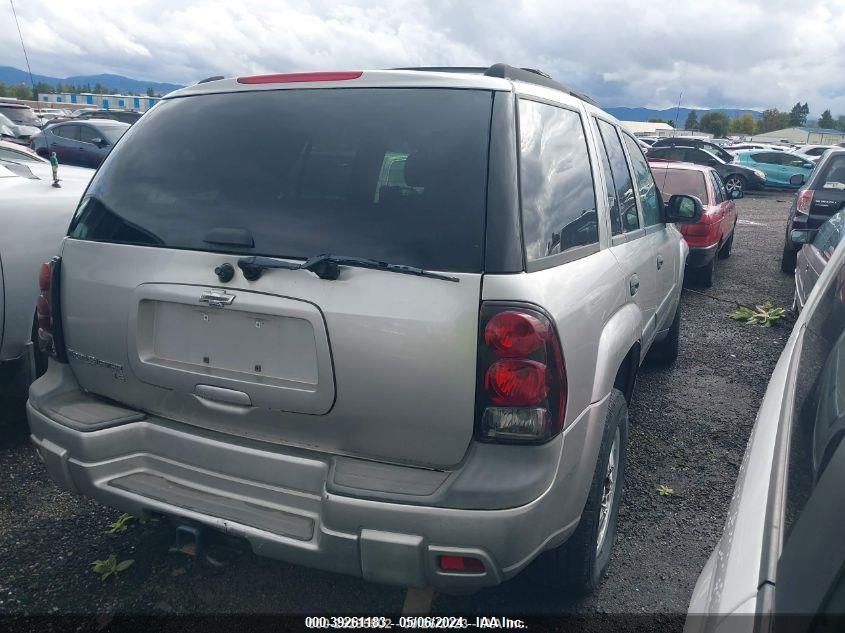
684 110 698 131
758 108 790 133
699 111 730 137
818 109 835 129
732 114 756 135
836 115 845 132
789 102 810 127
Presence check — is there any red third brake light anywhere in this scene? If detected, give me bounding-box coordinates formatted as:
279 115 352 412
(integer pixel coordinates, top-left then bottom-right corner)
796 189 814 215
237 71 363 84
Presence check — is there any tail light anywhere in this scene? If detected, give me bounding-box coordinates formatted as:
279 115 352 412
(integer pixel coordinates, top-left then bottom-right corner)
476 304 567 443
35 257 67 362
679 220 719 247
796 189 814 215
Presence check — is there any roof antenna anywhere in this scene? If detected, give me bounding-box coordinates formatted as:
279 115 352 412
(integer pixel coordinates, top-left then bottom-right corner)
660 90 685 192
9 0 36 101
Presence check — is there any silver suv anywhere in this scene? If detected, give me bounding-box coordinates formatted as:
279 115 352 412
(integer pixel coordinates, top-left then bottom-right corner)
27 64 700 594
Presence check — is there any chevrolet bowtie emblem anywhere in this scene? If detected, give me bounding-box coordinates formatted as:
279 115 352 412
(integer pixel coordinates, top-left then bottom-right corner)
199 291 235 308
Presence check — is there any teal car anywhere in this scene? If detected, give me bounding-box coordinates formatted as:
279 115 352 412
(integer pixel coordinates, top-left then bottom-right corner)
732 149 815 188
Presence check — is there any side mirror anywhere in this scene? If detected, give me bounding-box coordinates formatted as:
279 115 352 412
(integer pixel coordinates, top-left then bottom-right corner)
91 137 108 148
789 174 805 186
707 159 717 166
665 194 703 224
790 229 812 245
731 189 743 199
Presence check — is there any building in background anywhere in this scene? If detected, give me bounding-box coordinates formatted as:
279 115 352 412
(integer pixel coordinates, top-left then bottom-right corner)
751 126 845 145
37 92 162 112
621 120 712 139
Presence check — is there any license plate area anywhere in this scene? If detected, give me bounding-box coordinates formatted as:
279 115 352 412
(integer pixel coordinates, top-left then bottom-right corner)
128 284 335 414
149 302 318 385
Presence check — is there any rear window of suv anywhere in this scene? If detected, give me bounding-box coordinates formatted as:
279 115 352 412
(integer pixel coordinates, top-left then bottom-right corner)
69 88 493 273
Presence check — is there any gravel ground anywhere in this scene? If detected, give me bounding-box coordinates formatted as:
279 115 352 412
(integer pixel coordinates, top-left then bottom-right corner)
0 191 797 625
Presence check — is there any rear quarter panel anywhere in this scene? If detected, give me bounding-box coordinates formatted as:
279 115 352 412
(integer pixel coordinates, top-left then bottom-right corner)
481 250 630 424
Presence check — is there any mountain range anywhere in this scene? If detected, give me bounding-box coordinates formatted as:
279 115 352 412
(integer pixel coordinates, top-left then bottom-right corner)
603 106 762 123
0 66 183 95
0 66 764 122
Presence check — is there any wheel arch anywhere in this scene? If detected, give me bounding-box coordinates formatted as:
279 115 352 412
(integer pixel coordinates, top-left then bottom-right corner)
591 302 642 404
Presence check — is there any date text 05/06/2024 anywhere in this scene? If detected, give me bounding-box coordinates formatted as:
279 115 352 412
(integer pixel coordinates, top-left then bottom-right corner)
304 616 528 629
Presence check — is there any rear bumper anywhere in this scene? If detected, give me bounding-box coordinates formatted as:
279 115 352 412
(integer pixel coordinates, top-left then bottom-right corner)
686 243 720 268
27 364 609 592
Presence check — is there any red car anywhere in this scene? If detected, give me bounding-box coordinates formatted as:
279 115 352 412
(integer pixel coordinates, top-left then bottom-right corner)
649 160 739 287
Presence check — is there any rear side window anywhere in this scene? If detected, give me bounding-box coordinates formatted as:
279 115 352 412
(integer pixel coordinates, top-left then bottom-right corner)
622 133 663 226
70 89 493 273
596 119 639 235
819 155 845 190
652 167 709 204
708 172 725 203
812 210 845 259
518 100 598 261
53 124 80 141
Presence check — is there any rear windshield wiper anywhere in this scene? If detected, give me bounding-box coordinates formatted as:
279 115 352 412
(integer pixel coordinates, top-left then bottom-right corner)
237 254 460 283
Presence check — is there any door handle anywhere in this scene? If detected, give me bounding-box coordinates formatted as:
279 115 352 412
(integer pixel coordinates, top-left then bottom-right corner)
629 274 640 296
656 254 664 270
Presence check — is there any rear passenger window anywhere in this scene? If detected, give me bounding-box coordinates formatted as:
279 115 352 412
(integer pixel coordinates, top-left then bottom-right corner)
622 133 663 226
709 172 724 203
596 119 639 235
593 122 621 234
518 100 598 261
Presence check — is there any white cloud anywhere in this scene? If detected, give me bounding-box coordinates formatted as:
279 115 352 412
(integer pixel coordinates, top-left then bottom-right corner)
2 0 845 114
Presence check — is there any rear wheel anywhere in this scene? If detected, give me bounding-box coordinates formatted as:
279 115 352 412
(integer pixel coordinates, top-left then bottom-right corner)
532 389 628 595
724 174 746 196
718 230 734 259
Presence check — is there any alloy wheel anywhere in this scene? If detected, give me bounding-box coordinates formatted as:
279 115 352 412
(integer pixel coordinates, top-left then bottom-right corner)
596 427 621 555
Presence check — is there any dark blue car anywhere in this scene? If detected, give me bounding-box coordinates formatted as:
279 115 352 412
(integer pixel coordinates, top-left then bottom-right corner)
31 119 129 168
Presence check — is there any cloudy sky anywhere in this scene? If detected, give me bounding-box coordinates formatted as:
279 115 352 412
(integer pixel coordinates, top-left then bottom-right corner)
3 0 845 113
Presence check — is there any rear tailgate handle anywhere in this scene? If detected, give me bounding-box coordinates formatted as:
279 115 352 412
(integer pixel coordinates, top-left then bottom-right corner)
194 384 252 407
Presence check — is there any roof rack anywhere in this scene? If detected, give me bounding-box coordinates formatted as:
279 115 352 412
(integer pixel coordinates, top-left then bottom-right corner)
197 75 225 84
393 63 597 106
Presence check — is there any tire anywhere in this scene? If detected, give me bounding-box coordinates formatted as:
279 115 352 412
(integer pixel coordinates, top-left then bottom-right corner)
718 230 734 260
532 389 629 596
781 240 797 274
724 174 746 196
688 257 715 288
649 301 681 365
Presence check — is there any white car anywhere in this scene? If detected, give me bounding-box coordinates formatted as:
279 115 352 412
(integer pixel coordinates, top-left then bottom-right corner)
0 160 93 390
686 232 845 630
